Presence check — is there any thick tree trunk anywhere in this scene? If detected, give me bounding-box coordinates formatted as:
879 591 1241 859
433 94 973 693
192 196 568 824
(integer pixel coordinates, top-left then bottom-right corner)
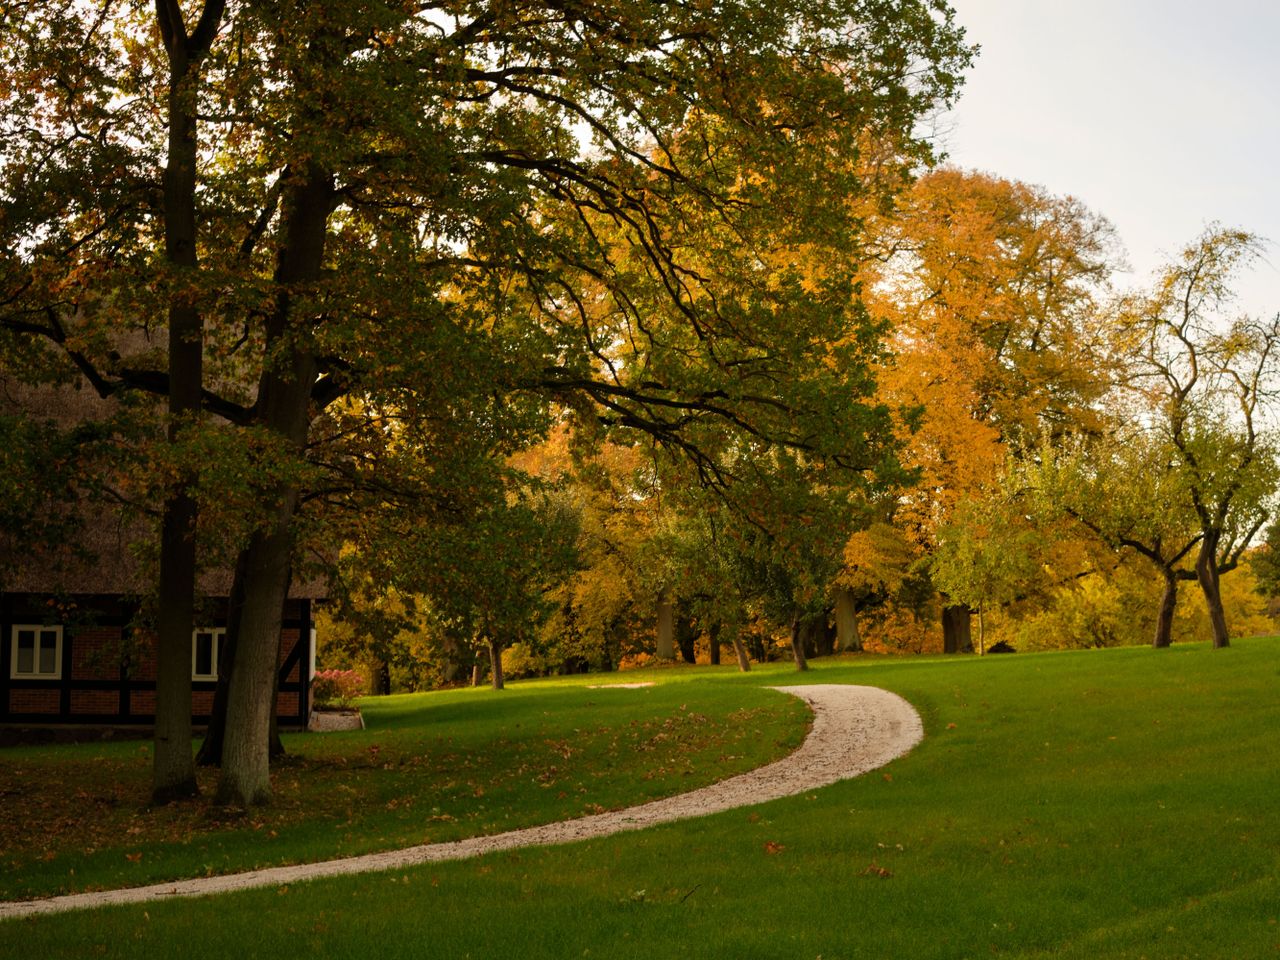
1153 568 1178 649
834 588 862 653
487 637 505 690
214 520 293 806
153 491 199 802
731 636 752 672
151 2 225 803
214 165 330 807
655 597 675 660
1196 532 1230 648
789 612 810 672
942 604 973 654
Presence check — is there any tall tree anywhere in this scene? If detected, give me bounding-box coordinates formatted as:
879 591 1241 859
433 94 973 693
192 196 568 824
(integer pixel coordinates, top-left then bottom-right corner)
865 168 1122 649
151 0 226 804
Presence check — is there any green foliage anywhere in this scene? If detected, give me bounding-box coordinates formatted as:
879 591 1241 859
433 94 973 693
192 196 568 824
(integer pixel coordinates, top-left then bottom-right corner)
1247 521 1280 599
931 491 1044 615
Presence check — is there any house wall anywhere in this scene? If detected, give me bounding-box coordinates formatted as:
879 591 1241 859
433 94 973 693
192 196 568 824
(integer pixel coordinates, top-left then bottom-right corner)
0 594 313 726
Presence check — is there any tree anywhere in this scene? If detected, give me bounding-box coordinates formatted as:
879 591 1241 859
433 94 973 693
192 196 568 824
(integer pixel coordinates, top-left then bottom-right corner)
1019 429 1204 648
931 493 1043 655
1118 227 1280 648
1 1 971 803
864 168 1122 650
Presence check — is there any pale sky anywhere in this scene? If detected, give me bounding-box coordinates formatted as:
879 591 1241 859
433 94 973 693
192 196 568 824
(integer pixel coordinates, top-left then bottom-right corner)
940 0 1280 316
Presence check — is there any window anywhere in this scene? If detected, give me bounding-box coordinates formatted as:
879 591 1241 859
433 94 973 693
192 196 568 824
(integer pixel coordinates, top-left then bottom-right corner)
192 628 225 681
10 625 63 679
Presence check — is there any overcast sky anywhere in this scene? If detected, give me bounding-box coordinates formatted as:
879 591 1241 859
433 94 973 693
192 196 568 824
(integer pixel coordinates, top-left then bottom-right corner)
939 0 1280 315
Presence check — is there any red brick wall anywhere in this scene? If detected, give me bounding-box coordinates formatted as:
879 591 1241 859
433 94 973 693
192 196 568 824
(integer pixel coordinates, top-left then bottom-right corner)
10 689 59 714
71 628 124 680
71 690 119 714
192 690 215 715
131 690 156 715
277 692 299 716
130 635 158 681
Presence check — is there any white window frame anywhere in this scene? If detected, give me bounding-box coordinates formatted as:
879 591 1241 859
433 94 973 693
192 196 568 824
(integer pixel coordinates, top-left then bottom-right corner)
191 627 226 682
10 625 63 680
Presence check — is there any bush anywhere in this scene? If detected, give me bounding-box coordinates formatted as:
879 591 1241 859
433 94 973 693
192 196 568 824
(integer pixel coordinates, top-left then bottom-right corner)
311 669 366 709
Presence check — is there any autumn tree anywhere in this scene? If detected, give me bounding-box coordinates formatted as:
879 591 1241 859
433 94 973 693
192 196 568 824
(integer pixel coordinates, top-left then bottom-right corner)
865 168 1122 649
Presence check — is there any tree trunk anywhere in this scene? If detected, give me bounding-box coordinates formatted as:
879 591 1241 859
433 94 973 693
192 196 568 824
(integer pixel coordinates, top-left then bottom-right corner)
1153 567 1178 649
197 550 250 767
834 588 862 653
1196 531 1231 648
942 604 973 654
812 611 836 658
977 605 986 656
655 596 675 660
789 612 810 672
731 636 752 672
708 621 721 666
153 491 199 803
214 165 330 807
487 637 504 690
214 520 293 806
471 662 483 687
150 0 225 805
675 613 698 664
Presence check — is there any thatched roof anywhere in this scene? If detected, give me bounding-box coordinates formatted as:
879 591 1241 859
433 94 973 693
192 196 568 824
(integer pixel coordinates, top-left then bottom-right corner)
0 373 325 600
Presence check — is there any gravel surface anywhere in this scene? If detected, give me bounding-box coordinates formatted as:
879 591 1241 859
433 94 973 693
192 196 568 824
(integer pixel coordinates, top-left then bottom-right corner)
0 683 922 920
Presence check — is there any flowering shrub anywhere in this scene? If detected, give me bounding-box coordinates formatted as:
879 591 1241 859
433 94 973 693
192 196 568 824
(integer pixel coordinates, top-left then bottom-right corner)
311 669 366 709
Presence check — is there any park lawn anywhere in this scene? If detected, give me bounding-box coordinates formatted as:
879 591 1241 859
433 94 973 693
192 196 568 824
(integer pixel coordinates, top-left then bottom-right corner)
3 638 1280 959
0 676 808 901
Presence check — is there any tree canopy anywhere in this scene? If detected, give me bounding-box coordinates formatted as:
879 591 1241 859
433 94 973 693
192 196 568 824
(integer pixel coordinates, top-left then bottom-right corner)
1 0 974 803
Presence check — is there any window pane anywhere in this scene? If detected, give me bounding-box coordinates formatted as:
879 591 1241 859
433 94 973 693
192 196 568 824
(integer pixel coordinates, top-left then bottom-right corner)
16 630 34 674
195 632 213 677
38 631 57 675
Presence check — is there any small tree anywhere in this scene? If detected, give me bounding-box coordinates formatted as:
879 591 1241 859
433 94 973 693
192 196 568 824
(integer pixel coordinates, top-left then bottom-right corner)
1119 227 1280 648
931 494 1044 655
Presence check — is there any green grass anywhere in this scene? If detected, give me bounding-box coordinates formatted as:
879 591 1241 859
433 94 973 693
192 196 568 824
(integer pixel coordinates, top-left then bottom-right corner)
4 640 1280 959
0 675 807 901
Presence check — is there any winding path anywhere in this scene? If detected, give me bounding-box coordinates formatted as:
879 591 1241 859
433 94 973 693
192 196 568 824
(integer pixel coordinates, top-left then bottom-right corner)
0 683 922 920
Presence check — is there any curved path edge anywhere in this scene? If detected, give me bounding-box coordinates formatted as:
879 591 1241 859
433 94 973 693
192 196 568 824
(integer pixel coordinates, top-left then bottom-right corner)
0 683 922 920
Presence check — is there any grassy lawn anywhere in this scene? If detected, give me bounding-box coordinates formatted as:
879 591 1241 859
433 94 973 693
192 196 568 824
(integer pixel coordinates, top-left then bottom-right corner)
3 639 1280 958
0 677 807 901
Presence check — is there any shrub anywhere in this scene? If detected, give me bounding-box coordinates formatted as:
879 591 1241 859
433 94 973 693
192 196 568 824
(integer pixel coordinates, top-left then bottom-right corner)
311 669 366 709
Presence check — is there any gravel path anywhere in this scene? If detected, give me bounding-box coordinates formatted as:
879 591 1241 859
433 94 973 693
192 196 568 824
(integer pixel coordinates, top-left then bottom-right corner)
0 683 922 920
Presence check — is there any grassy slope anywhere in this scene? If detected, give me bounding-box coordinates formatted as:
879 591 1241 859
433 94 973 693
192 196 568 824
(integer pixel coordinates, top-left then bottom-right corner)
4 640 1280 959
